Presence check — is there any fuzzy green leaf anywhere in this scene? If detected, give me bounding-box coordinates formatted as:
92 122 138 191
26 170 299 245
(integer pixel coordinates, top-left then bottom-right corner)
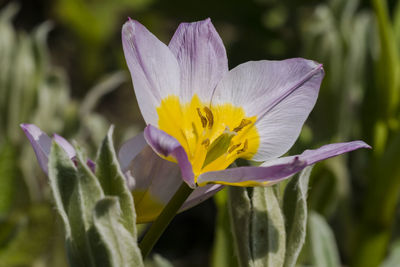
93 197 144 267
282 166 313 267
228 186 286 267
211 189 239 267
48 141 77 239
95 126 137 237
308 212 340 267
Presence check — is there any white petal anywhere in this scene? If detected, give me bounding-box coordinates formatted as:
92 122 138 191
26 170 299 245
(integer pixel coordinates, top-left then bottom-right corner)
211 59 324 161
122 19 181 125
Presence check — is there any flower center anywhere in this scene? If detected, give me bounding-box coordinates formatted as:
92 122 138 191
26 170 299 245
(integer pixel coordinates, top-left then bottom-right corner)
157 94 259 180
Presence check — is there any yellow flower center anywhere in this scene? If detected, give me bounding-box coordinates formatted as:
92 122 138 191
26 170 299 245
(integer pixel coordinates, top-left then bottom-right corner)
157 94 260 182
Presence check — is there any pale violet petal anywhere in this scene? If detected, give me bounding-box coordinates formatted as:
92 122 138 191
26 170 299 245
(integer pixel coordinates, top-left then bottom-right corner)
53 134 76 158
169 18 228 103
126 145 182 223
179 184 223 212
211 59 324 161
122 19 181 125
20 124 78 174
118 132 147 173
144 125 195 188
197 141 370 186
20 124 52 174
126 145 221 223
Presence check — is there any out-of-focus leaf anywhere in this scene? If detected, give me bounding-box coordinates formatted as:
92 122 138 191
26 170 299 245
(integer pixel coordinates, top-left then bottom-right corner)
308 212 340 267
152 254 174 267
381 240 400 267
92 197 144 267
372 0 400 118
80 71 127 116
95 126 137 238
0 205 54 267
0 141 18 216
7 32 36 143
282 166 313 267
211 188 239 267
228 186 286 267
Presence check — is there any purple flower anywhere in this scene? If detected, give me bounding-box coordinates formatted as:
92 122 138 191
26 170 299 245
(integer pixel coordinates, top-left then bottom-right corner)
120 18 369 221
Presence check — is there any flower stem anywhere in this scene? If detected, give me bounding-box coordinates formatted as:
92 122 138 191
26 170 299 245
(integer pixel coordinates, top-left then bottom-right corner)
139 182 193 258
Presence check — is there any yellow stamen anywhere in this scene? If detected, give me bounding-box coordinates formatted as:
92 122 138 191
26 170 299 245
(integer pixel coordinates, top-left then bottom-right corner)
228 143 241 153
237 139 248 154
233 119 252 132
201 138 210 148
197 108 207 128
203 106 214 129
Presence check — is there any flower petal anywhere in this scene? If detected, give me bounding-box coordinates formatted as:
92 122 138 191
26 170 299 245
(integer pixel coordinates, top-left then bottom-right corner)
197 141 370 186
118 132 147 173
53 134 76 158
127 145 221 222
20 124 76 174
125 145 182 223
179 184 223 212
211 59 324 161
169 18 228 103
144 125 195 187
20 124 52 174
122 19 181 125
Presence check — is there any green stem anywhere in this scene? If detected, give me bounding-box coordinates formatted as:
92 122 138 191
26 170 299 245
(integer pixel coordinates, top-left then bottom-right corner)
139 182 193 258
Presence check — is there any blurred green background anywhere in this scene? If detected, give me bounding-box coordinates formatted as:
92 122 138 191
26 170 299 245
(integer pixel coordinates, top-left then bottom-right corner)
1 0 400 266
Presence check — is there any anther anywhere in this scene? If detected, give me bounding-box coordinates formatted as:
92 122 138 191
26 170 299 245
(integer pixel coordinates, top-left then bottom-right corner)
236 139 248 154
197 108 207 128
201 138 210 148
203 106 214 129
228 143 241 153
233 119 252 132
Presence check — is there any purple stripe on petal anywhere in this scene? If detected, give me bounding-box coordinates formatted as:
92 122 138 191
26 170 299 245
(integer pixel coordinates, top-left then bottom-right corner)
20 124 52 174
144 124 195 188
169 18 228 103
197 141 370 186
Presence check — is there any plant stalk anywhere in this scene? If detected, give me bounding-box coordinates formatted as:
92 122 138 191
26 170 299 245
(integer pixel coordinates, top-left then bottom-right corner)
139 182 193 258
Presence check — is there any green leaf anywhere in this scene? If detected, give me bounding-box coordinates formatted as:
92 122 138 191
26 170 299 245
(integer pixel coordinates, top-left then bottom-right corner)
211 189 239 267
282 166 313 267
372 0 400 117
381 240 400 267
48 141 77 239
67 145 104 266
228 186 286 267
0 141 18 216
0 205 55 267
308 212 340 267
93 197 144 267
95 126 137 238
